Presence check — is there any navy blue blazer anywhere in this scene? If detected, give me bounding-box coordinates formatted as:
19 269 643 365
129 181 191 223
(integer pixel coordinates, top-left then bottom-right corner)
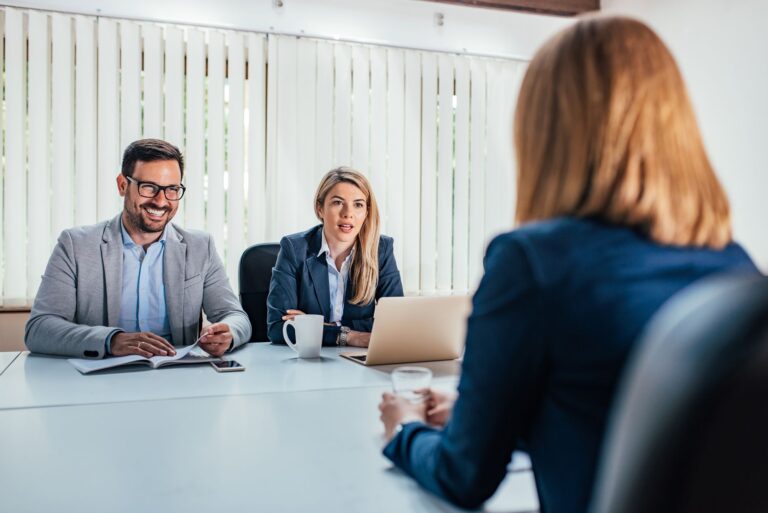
384 217 759 513
267 224 404 345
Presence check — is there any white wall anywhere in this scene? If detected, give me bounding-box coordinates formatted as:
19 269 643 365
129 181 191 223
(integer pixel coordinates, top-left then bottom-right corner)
603 0 768 270
4 0 571 59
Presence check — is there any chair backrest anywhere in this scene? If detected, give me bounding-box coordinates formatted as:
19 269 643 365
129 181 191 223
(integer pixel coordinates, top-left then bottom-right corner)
239 243 281 342
591 273 768 513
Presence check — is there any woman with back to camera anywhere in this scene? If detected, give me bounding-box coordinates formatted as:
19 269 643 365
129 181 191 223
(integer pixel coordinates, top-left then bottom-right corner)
378 16 759 513
267 167 403 348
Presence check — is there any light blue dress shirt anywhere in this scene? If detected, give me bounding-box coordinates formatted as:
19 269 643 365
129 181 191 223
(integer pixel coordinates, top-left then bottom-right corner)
105 220 171 354
318 231 354 324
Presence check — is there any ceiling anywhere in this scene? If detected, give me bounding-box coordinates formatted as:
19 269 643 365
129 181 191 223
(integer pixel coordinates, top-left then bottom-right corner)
421 0 600 17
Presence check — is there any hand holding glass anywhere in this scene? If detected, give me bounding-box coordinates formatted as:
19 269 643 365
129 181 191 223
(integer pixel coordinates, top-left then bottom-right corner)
391 366 433 403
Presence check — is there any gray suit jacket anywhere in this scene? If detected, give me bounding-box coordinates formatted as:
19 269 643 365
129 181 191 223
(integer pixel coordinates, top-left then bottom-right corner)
25 214 251 358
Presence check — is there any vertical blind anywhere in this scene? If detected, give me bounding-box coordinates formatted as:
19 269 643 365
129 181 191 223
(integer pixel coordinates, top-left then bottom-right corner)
0 7 525 305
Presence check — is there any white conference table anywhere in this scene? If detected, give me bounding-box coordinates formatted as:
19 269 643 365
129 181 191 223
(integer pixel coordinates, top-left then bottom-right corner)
0 344 539 512
0 350 19 376
0 343 462 410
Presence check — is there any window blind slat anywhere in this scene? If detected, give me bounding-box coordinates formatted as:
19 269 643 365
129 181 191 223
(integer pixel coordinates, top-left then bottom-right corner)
504 62 525 227
333 44 352 166
163 27 184 149
436 55 454 292
184 28 206 230
75 15 98 227
119 22 141 149
207 31 226 256
51 13 74 237
453 57 471 293
314 41 334 178
97 18 120 220
164 26 185 226
265 34 279 240
420 53 438 295
485 61 513 241
0 11 5 305
28 11 52 299
142 24 163 139
297 38 318 229
246 34 267 245
274 36 299 236
386 49 405 270
402 51 422 294
468 60 488 288
370 47 387 233
4 8 27 304
352 45 370 172
226 31 246 290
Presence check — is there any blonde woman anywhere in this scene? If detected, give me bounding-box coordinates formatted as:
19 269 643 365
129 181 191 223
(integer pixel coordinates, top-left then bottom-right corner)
267 167 403 347
378 17 759 513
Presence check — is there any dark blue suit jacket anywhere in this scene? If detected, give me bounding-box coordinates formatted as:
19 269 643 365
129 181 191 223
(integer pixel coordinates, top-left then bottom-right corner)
267 224 404 345
384 217 759 513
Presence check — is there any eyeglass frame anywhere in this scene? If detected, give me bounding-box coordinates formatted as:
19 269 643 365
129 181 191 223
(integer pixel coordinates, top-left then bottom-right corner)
125 176 187 201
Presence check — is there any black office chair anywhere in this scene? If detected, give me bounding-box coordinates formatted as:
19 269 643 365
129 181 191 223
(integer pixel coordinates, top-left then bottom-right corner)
239 243 281 342
591 273 768 513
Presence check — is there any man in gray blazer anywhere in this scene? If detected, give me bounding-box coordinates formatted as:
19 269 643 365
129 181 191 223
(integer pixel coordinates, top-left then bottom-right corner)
25 139 251 359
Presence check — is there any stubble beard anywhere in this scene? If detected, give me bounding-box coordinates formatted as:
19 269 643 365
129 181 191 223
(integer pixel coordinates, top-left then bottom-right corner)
124 204 170 234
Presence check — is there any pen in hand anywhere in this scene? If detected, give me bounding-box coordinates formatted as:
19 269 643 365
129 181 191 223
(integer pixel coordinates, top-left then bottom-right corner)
197 323 234 357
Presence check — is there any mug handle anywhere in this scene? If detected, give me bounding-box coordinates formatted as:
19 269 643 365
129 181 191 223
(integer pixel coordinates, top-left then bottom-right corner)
283 319 298 352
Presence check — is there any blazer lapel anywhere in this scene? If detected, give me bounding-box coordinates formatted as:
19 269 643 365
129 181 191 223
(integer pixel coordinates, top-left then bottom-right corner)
101 215 123 327
164 224 187 345
345 273 356 303
307 255 331 319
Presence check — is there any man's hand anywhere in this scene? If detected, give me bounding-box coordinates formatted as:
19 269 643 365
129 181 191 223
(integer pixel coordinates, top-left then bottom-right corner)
378 392 428 443
111 332 176 358
199 322 233 357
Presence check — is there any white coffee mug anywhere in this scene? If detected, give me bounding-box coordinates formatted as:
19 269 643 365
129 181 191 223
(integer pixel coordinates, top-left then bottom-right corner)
282 314 324 358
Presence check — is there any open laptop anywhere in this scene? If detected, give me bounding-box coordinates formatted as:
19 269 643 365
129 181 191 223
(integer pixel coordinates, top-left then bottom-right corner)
340 295 471 366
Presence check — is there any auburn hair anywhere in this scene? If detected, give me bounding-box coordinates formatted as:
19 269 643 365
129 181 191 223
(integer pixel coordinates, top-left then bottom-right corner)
514 16 731 248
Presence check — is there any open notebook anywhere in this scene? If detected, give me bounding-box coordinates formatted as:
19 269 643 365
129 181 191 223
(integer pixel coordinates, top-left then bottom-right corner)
68 340 219 374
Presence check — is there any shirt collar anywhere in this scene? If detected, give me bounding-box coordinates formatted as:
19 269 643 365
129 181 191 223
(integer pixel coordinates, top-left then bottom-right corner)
119 217 168 248
318 229 331 257
318 229 355 262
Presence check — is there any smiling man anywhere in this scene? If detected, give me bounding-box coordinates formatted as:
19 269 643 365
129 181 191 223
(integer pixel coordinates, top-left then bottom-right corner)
25 139 251 359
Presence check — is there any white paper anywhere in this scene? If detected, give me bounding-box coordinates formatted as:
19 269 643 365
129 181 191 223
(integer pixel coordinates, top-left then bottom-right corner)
68 353 146 374
68 339 208 374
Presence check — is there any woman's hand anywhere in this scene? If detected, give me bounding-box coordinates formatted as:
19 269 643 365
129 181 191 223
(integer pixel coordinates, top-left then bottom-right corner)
283 313 370 348
424 388 458 427
378 392 427 443
346 330 371 348
282 309 306 322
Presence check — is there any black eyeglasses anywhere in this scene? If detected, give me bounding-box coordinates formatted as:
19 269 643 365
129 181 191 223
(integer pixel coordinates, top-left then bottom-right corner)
126 176 186 201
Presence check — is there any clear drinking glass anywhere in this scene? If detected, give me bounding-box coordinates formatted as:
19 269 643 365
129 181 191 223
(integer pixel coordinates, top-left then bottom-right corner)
391 366 433 403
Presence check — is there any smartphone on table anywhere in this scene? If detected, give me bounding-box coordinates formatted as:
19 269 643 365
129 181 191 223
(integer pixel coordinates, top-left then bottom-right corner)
210 360 245 372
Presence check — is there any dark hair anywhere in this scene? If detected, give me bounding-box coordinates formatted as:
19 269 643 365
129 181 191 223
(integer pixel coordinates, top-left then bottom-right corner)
121 139 185 179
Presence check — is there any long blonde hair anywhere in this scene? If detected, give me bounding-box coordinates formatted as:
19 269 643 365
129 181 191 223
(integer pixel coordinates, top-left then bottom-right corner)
514 16 731 248
314 167 381 305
